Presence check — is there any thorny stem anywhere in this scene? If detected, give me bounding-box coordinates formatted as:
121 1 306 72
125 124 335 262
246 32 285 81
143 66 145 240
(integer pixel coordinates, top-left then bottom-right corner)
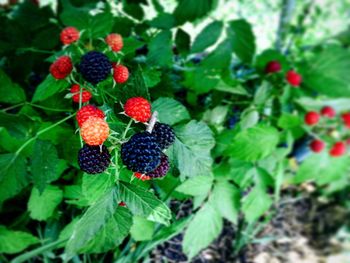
146 111 158 133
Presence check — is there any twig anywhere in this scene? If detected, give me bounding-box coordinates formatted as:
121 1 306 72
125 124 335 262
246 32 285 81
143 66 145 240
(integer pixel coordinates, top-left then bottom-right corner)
146 111 158 133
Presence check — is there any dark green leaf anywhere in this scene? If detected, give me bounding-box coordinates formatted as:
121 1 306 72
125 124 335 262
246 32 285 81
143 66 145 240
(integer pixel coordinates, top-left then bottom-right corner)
191 21 223 53
175 28 191 54
147 30 173 67
0 70 26 104
152 97 190 126
0 226 39 254
174 0 216 25
201 38 232 70
32 75 69 102
176 175 213 196
149 13 175 29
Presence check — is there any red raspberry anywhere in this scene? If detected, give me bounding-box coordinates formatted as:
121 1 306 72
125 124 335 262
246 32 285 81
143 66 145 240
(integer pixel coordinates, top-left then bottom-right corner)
105 33 123 52
118 202 126 207
309 139 324 153
124 97 151 123
321 106 335 118
70 84 92 103
49 56 73 79
60 27 80 45
265 60 281 74
342 113 350 128
329 142 346 157
81 117 109 146
113 64 129 84
346 138 350 145
76 105 105 127
134 172 151 181
286 70 302 87
304 111 320 126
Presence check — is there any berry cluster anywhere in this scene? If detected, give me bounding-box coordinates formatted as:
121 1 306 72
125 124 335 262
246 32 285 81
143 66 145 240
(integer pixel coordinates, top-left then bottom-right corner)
304 106 349 157
265 60 302 87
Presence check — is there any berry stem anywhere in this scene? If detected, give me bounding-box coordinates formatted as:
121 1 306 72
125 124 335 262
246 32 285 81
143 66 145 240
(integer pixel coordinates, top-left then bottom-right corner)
122 119 133 140
146 111 158 133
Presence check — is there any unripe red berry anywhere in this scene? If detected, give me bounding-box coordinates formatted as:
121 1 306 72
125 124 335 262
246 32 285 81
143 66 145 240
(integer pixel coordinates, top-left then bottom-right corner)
124 97 151 123
329 142 346 157
304 111 320 126
60 27 80 45
105 33 123 52
342 113 350 128
321 106 335 118
309 139 324 153
118 202 126 207
76 105 105 127
49 56 73 79
134 172 151 181
265 60 281 74
70 84 92 103
81 117 109 146
113 64 129 84
286 70 302 87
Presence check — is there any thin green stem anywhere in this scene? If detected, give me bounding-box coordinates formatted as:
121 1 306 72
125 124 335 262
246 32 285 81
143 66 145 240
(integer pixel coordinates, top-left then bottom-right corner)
1 102 26 112
122 119 133 139
29 103 72 112
17 48 55 54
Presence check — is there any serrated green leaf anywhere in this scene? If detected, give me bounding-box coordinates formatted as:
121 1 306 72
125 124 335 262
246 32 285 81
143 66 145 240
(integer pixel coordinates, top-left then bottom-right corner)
183 68 220 94
32 75 69 102
201 38 232 70
240 109 259 130
81 173 115 205
183 203 222 259
0 226 39 254
31 140 65 193
0 154 29 204
65 188 118 258
118 182 171 226
191 20 223 53
226 124 279 161
0 70 26 104
142 68 162 88
148 13 175 29
174 0 216 25
152 97 190 126
147 30 173 67
28 185 63 221
300 46 350 97
227 19 256 63
176 175 213 196
130 216 155 241
277 113 301 129
169 121 215 179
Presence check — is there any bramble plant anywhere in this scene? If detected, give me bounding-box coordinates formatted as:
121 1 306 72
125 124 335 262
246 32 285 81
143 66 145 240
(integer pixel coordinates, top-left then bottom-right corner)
0 1 350 262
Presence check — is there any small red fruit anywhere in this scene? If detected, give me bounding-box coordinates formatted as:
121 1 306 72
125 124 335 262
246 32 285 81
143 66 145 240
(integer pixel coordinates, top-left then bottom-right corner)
118 202 126 207
321 106 335 118
113 64 129 84
342 113 350 128
105 33 123 52
134 172 151 181
265 60 281 74
49 56 73 79
70 84 92 103
304 111 320 126
60 27 80 45
309 139 324 153
286 70 302 87
124 97 151 123
329 142 346 157
76 105 105 127
81 117 109 146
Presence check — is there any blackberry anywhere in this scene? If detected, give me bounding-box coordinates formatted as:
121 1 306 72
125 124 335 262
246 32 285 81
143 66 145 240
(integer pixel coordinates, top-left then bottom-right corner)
121 132 162 173
79 51 112 85
147 154 169 178
152 122 175 150
78 144 111 174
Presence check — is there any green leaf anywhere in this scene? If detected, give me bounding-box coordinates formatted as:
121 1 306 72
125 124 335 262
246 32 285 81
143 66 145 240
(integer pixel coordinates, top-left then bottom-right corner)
0 154 29 204
174 0 216 25
118 182 171 225
191 21 223 53
32 75 69 102
0 70 26 104
81 206 133 253
89 11 114 38
211 181 240 223
116 69 150 102
147 30 173 67
60 0 90 29
31 140 65 193
242 184 272 223
149 13 175 29
225 124 279 161
65 188 117 258
201 38 232 70
152 97 190 126
0 226 39 254
183 203 222 259
28 185 63 221
81 173 115 205
240 109 259 130
277 113 301 129
176 175 213 196
169 121 215 178
183 68 220 94
294 152 349 185
122 37 144 56
175 28 191 54
130 216 155 241
300 46 350 97
255 49 288 73
227 19 256 63
142 68 162 88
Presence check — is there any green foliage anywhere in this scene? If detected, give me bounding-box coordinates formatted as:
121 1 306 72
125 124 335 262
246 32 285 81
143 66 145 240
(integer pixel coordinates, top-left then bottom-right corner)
191 21 223 53
0 70 26 104
0 226 39 254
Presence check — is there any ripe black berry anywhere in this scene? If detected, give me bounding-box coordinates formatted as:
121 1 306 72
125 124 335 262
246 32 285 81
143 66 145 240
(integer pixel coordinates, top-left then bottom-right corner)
121 132 162 173
79 51 112 85
152 122 175 150
78 144 111 174
147 154 169 178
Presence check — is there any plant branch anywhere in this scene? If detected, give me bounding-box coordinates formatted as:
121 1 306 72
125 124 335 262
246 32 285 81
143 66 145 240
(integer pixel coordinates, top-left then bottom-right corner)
146 111 158 133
